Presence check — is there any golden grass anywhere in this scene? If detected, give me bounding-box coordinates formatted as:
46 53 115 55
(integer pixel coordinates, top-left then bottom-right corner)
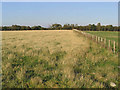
2 30 118 88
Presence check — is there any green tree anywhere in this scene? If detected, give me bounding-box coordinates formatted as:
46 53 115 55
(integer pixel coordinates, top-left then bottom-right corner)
97 23 101 31
113 26 118 31
88 24 92 31
91 24 96 31
107 25 113 31
31 26 41 30
51 24 62 30
63 24 72 30
11 25 21 30
71 24 75 29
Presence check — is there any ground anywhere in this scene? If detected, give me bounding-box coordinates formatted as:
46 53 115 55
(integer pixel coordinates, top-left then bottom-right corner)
2 30 118 88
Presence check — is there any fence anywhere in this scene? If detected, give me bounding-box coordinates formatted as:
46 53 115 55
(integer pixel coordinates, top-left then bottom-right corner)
73 29 118 54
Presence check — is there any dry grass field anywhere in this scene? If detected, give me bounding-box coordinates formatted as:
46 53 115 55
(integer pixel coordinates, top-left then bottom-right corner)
2 30 118 88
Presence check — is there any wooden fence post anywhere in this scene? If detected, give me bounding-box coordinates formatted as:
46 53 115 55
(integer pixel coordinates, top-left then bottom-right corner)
101 37 103 42
100 37 103 46
98 37 100 43
113 41 116 53
108 40 110 49
104 38 106 44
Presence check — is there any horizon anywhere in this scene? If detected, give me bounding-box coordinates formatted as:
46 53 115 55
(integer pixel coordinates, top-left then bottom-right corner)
1 23 119 28
2 2 118 27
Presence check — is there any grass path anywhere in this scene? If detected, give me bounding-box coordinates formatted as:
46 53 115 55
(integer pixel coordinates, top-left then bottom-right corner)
59 31 89 82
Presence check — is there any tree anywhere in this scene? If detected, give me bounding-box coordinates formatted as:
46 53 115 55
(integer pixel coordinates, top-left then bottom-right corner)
113 26 118 31
27 26 31 30
118 26 120 31
74 24 78 29
101 26 105 31
107 25 113 31
1 23 119 31
77 26 84 31
71 24 75 29
88 24 92 31
21 26 27 30
97 23 101 31
0 26 2 31
51 24 62 30
2 26 8 31
11 25 21 30
63 24 72 30
91 24 96 31
31 26 41 30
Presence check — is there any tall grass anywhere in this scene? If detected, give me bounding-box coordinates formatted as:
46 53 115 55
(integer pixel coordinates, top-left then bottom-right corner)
2 30 118 88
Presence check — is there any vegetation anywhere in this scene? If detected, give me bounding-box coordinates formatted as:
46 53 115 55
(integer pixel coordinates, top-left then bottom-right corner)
1 23 120 31
2 30 118 88
1 25 47 31
82 31 119 54
86 31 118 42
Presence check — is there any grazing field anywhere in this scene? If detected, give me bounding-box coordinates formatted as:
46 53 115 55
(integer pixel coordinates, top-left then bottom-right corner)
86 31 118 42
2 30 118 88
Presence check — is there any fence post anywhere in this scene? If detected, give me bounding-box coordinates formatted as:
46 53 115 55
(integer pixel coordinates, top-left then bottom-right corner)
104 38 106 44
113 41 116 53
108 40 110 49
98 37 100 43
101 37 103 42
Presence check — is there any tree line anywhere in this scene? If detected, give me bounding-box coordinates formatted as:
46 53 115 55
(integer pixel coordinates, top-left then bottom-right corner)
1 25 47 31
1 23 120 31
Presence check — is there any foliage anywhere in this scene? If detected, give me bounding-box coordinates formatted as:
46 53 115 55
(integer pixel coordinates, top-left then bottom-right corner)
51 24 62 30
2 23 120 31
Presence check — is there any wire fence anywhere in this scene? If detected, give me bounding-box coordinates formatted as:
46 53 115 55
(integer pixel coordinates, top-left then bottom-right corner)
73 29 119 54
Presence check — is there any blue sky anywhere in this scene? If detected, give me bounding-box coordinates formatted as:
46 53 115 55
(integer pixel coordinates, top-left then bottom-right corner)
2 2 118 27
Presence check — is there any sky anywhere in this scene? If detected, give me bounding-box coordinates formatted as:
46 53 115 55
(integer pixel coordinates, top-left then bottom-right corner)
2 2 118 27
1 0 120 2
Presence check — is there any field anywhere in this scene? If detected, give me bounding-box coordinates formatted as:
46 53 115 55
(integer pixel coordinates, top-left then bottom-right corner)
2 30 118 88
86 31 118 42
